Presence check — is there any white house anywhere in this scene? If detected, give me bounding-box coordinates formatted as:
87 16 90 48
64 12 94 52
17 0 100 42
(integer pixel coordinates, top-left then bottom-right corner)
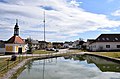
0 41 5 54
72 40 80 48
87 34 120 51
63 41 73 48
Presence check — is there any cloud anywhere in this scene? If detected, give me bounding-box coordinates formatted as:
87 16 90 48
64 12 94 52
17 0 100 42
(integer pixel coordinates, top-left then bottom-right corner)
0 0 120 41
112 9 120 16
69 0 82 7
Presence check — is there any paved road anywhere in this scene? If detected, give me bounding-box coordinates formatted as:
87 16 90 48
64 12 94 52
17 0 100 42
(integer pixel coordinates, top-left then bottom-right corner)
0 49 71 58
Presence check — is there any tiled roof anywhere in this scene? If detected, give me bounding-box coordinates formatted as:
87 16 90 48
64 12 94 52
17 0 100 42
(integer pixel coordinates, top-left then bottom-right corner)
52 42 64 45
87 39 96 42
7 36 25 44
31 40 39 44
96 34 120 42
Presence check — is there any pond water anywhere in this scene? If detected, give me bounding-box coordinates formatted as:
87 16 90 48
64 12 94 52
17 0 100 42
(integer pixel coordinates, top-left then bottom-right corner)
16 55 120 79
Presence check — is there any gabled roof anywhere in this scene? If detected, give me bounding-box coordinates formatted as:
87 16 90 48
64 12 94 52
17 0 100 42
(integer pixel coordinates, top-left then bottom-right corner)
7 36 25 44
52 42 64 45
38 41 48 44
87 39 96 44
96 34 120 42
87 39 96 42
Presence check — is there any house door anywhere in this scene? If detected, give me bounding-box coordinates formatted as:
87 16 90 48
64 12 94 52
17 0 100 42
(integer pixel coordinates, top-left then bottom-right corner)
18 47 22 54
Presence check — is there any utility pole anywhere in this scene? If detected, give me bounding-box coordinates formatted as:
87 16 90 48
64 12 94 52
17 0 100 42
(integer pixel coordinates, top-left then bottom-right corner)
42 11 46 79
43 11 46 49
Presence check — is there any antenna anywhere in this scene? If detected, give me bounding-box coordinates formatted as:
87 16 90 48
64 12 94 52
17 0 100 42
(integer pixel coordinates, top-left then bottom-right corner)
42 11 46 79
16 19 18 25
43 11 45 42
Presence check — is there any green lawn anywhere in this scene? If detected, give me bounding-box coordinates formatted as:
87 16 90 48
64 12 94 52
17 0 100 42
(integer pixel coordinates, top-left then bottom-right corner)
0 57 27 77
0 54 4 56
71 50 83 53
91 52 120 58
32 50 56 54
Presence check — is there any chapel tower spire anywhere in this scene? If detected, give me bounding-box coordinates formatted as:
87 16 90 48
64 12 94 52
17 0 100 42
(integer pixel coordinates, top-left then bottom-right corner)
14 19 19 36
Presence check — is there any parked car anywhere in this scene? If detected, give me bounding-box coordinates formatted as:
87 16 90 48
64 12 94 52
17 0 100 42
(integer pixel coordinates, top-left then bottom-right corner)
55 49 59 52
46 48 59 52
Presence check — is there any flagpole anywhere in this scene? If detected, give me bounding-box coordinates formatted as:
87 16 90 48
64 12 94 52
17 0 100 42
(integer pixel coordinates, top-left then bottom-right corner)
43 11 45 48
42 11 46 79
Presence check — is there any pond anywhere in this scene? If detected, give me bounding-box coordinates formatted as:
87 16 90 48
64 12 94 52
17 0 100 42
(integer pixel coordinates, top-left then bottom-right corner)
16 55 120 79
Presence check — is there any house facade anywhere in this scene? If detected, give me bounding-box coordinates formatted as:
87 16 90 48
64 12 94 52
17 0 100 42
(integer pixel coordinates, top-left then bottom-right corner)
87 34 120 51
72 39 85 49
0 40 5 54
52 42 63 49
38 41 48 49
63 41 73 48
5 20 27 54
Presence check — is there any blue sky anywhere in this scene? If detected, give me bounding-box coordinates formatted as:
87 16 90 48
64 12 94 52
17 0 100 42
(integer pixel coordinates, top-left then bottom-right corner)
0 0 120 42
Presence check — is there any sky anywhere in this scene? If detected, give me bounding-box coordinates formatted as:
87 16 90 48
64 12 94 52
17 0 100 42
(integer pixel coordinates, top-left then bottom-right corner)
0 0 120 42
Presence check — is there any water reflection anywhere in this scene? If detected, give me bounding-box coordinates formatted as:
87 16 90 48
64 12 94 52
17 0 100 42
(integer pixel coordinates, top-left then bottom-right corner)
70 54 120 72
16 55 120 79
27 61 33 73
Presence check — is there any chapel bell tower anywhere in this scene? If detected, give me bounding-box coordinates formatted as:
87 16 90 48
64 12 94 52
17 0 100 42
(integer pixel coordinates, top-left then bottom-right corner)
14 19 19 36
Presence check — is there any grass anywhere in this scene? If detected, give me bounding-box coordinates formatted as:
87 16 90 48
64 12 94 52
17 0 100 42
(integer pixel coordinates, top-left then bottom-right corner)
10 66 26 79
0 54 4 56
32 50 56 54
57 49 83 57
91 52 120 58
0 57 27 77
67 49 83 54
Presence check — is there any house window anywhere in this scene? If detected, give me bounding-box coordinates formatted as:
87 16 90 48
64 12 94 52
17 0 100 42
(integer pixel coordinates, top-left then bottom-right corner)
117 45 120 48
106 45 110 48
106 38 109 40
94 45 96 48
115 38 118 40
102 38 105 40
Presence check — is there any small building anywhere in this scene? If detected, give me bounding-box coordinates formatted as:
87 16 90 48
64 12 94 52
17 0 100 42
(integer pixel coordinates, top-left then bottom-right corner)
38 41 48 49
5 20 26 54
26 39 39 51
72 39 84 49
31 40 39 50
0 40 5 54
86 39 96 50
63 41 73 48
52 42 63 49
87 34 120 51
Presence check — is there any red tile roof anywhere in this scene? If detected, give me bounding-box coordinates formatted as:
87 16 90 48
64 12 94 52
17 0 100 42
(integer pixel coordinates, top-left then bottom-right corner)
7 36 25 44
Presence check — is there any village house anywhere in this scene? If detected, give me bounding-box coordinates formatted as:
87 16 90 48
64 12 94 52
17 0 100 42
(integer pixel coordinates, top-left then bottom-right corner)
87 34 120 51
5 20 27 54
0 40 5 54
25 38 40 51
71 39 85 49
38 41 48 49
52 42 64 49
63 41 73 48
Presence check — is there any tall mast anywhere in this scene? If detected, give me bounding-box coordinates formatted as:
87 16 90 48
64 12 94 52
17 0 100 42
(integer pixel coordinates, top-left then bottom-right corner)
43 11 46 79
16 19 18 25
43 11 46 45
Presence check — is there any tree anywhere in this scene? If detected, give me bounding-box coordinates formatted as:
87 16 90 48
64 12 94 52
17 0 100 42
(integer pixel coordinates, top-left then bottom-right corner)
26 38 33 53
